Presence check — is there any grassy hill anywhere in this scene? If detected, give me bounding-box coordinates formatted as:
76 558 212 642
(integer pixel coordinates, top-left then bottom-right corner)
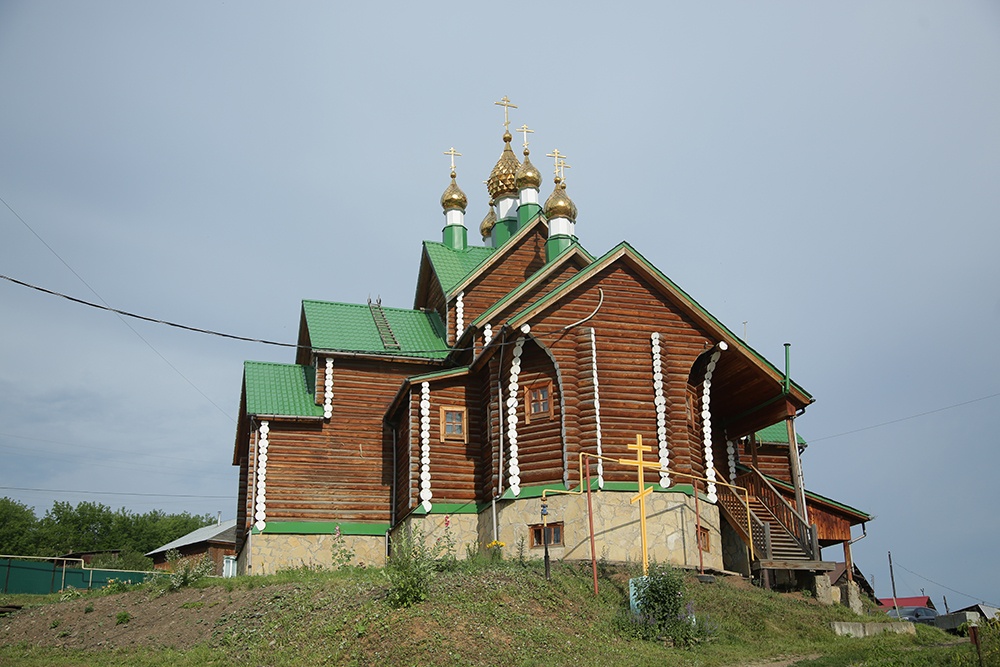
0 560 985 666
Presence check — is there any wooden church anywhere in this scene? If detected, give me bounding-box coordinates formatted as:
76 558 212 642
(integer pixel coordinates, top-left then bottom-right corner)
232 100 871 588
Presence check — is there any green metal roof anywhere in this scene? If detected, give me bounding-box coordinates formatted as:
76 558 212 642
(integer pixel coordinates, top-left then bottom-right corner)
302 300 450 359
244 361 325 418
422 241 495 296
756 422 807 446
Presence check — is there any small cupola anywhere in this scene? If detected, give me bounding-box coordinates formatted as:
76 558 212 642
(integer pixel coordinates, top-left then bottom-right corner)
543 150 578 261
440 147 468 251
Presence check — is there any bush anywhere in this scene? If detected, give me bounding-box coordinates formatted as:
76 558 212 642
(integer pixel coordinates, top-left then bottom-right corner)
629 565 713 646
147 549 214 594
384 521 456 608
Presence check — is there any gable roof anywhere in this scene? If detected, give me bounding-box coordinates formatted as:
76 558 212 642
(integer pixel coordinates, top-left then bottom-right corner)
879 596 935 610
468 242 595 329
421 242 496 296
244 361 325 418
505 241 812 402
756 422 807 446
302 300 449 359
146 519 237 557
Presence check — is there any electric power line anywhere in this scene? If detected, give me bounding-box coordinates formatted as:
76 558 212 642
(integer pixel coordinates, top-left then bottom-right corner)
0 485 230 499
895 561 999 608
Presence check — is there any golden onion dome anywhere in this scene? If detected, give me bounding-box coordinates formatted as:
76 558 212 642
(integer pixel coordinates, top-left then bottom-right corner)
440 170 468 212
479 206 496 238
543 177 577 221
515 148 542 190
486 131 521 200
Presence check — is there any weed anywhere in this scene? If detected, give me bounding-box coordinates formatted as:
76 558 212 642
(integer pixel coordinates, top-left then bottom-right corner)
115 611 131 625
384 523 457 608
180 601 205 609
84 602 94 613
330 525 355 570
49 618 60 629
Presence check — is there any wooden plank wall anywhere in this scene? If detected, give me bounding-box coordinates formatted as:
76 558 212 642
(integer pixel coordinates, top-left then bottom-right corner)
510 338 563 486
520 264 718 486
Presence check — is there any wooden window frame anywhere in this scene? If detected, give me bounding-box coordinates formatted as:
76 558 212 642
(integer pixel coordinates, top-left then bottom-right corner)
529 522 564 548
439 406 467 443
524 380 554 424
697 526 711 553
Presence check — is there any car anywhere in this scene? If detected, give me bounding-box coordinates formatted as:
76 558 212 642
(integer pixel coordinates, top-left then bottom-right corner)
886 606 938 625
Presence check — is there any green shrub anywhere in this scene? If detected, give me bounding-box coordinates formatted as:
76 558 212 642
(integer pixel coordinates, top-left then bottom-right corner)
115 611 130 625
165 550 214 590
384 521 456 608
629 565 714 646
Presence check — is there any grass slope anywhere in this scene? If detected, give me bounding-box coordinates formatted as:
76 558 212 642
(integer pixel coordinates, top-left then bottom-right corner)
0 562 983 667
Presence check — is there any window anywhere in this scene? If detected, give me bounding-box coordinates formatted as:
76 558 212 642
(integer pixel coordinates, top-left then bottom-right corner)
524 381 553 423
697 526 711 553
440 406 467 443
529 522 563 548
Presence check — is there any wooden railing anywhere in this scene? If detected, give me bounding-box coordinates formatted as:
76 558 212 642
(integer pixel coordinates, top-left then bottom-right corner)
737 467 817 559
716 482 770 560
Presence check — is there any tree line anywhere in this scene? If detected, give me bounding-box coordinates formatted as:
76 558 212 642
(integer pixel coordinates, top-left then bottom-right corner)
0 497 215 571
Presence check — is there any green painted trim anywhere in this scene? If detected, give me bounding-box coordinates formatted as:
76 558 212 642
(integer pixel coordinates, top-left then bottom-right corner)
546 234 575 262
442 224 467 251
251 521 389 536
500 481 698 500
407 501 486 515
409 366 471 383
517 202 542 228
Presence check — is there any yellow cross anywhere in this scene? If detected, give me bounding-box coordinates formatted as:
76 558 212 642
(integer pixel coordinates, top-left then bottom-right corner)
618 434 660 576
516 123 534 149
443 147 462 171
494 96 518 130
546 149 566 178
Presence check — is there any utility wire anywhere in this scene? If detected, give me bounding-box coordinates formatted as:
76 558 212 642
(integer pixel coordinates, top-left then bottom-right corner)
0 485 231 499
809 392 1000 443
895 561 999 608
1 195 234 422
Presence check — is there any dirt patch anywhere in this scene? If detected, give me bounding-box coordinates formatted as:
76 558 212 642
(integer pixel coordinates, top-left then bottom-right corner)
0 584 286 651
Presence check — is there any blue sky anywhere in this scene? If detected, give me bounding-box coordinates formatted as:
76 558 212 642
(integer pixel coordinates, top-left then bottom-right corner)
1 2 998 608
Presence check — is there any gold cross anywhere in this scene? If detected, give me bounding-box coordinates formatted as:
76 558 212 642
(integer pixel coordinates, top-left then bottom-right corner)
443 147 462 171
546 149 566 178
618 434 660 576
558 160 571 182
516 124 534 149
494 96 518 130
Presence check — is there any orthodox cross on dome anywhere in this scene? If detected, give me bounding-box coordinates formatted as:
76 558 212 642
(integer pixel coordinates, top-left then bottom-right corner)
546 149 570 180
494 96 518 131
516 123 534 149
618 434 660 576
443 147 462 172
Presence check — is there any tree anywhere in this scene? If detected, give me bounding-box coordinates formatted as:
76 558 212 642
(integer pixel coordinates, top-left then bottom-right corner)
0 497 39 555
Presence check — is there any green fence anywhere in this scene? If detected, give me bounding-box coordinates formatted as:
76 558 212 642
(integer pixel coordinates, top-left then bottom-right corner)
0 558 155 595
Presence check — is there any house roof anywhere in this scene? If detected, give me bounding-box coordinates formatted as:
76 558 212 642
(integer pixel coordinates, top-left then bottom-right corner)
955 604 999 619
878 595 936 610
302 300 449 359
421 241 495 296
739 464 874 522
756 422 807 446
146 519 237 557
244 361 325 418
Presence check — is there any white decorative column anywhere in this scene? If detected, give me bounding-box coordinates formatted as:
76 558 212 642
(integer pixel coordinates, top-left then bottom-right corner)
506 329 527 497
419 382 433 512
323 358 334 419
254 421 269 531
590 328 604 488
650 332 670 487
455 292 465 341
483 323 493 346
701 342 728 503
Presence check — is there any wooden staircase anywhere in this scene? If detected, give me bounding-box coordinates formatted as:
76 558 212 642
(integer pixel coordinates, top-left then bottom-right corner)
716 467 834 583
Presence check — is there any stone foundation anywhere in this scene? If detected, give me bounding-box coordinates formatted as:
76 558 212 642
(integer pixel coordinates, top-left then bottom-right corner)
237 489 725 574
239 532 387 575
